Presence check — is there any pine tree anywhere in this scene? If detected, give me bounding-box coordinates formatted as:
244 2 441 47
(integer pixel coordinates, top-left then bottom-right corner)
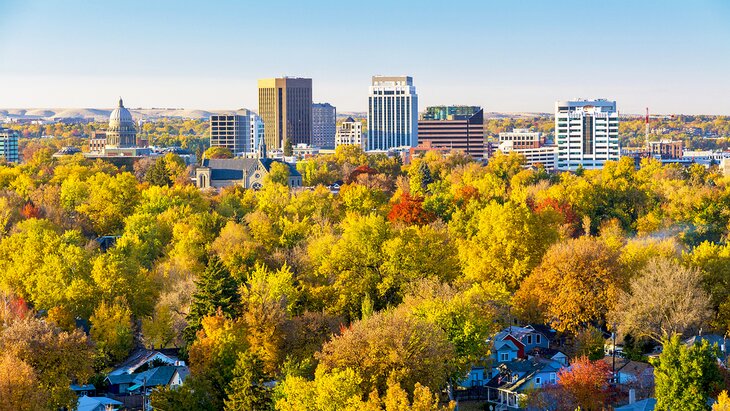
145 157 172 187
224 351 272 411
409 161 433 197
184 257 241 343
283 138 293 157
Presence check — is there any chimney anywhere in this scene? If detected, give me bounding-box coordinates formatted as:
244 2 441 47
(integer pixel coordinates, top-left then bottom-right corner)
629 389 636 404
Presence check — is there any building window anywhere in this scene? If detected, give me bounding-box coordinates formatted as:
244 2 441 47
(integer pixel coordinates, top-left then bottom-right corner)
550 373 556 384
536 334 541 344
526 335 532 344
535 377 541 385
499 353 509 362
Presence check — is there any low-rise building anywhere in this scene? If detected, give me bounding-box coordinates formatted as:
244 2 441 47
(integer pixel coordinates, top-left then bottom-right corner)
649 140 683 159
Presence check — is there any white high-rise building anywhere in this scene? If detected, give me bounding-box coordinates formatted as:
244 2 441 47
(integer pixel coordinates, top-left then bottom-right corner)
249 112 264 154
335 117 364 148
555 99 619 171
367 76 418 151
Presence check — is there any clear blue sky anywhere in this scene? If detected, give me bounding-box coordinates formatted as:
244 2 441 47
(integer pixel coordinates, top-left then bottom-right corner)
1 0 729 114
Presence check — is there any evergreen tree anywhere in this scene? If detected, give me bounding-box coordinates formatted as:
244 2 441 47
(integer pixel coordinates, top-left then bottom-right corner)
409 160 433 197
184 257 241 343
283 138 293 157
224 351 272 411
145 157 172 187
654 335 723 411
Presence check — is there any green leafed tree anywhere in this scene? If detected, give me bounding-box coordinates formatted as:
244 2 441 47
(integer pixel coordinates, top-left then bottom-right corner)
654 335 723 411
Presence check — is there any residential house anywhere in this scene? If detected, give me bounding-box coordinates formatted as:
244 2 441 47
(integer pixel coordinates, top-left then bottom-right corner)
602 357 654 388
684 334 730 362
484 357 564 408
106 365 189 395
71 383 97 397
77 396 124 411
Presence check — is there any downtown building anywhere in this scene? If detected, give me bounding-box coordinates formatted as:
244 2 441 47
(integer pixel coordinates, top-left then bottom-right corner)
0 128 19 163
209 110 264 156
498 128 558 170
258 77 313 150
367 76 418 151
555 99 620 171
335 117 364 148
312 103 336 149
417 106 486 159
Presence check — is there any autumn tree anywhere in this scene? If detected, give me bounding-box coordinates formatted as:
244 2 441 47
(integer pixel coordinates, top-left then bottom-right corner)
265 162 291 186
609 258 712 343
224 351 273 411
89 297 135 365
204 146 234 159
146 156 173 187
513 236 623 333
316 306 454 396
387 193 435 226
555 356 612 410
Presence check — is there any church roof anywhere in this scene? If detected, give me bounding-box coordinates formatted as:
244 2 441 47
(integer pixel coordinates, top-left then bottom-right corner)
202 158 301 181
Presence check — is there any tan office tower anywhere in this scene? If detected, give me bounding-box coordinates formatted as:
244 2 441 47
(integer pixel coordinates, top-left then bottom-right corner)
258 77 313 150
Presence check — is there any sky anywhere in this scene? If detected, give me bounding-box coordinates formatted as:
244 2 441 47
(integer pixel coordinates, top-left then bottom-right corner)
0 0 729 115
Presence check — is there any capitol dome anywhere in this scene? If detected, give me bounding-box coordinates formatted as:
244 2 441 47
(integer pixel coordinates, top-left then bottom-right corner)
109 97 134 128
106 97 137 148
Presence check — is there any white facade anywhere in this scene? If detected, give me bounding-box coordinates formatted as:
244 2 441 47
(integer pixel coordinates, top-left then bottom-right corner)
249 112 264 155
498 128 544 149
367 76 418 151
555 99 619 171
335 117 364 148
498 140 558 170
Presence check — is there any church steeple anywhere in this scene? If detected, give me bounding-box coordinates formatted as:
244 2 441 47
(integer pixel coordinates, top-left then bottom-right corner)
258 134 267 159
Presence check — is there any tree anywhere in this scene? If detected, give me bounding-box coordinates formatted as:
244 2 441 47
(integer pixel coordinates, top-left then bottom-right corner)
715 391 730 411
184 257 241 343
0 317 94 410
387 193 435 226
224 351 273 411
0 352 46 411
555 356 612 411
204 146 234 159
89 298 135 365
654 335 723 411
316 306 454 396
409 160 433 197
145 157 173 187
609 258 712 343
265 162 290 186
458 201 560 291
513 236 623 333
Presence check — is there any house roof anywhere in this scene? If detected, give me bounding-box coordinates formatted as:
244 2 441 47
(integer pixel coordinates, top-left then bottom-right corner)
108 348 179 376
527 347 566 359
77 396 123 411
70 384 96 392
601 356 653 377
614 398 657 411
494 338 520 352
486 358 563 393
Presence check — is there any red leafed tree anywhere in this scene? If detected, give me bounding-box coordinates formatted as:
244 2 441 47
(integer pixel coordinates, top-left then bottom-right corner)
556 356 612 410
533 197 580 236
347 165 378 183
454 185 480 207
387 193 435 226
20 202 41 219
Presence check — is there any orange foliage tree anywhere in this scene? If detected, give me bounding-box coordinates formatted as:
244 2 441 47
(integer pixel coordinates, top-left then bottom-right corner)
556 356 612 410
387 193 435 226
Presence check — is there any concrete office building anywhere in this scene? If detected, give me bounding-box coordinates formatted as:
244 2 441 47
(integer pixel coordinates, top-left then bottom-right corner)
417 107 485 159
649 139 683 159
258 77 313 150
210 113 250 155
249 112 264 155
312 103 336 149
498 128 545 149
335 117 364 148
555 99 620 171
367 76 418 151
0 128 19 163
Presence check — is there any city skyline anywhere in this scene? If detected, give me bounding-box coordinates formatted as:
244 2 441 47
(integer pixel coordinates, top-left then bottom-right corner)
1 0 729 115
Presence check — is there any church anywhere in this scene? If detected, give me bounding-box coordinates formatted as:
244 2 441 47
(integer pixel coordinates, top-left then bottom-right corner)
195 139 302 189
